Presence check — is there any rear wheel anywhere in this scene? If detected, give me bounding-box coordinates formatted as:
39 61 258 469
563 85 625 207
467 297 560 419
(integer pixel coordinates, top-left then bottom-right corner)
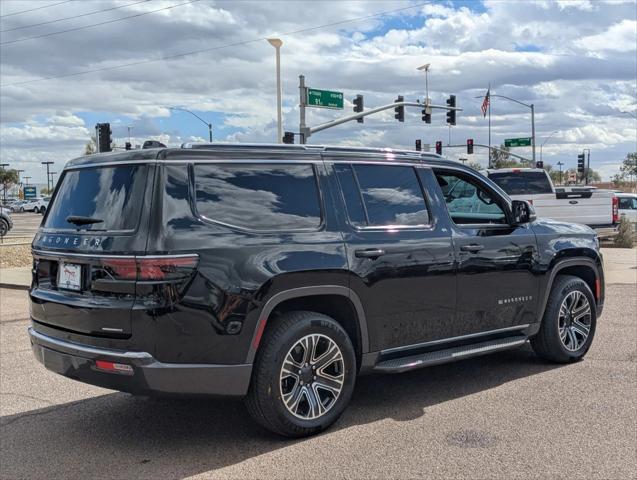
531 275 596 363
40 206 46 215
245 311 356 437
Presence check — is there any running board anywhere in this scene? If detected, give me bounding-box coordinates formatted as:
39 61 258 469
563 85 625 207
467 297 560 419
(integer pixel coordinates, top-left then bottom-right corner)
373 335 528 373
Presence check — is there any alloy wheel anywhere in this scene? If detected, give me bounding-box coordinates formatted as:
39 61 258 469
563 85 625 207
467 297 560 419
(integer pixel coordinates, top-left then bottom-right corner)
279 333 345 420
558 290 592 352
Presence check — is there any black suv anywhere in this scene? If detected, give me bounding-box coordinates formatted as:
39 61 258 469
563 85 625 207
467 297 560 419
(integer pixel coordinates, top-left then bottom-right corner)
29 144 604 437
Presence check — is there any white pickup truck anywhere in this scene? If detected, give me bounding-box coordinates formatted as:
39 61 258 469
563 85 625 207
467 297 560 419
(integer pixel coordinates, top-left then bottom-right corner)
484 168 619 236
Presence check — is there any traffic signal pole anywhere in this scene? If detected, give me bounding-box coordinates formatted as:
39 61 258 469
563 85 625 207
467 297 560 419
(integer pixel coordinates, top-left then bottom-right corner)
298 75 461 144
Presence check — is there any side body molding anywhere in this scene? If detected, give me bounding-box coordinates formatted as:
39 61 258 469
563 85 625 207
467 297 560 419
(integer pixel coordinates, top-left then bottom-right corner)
246 285 369 364
539 257 603 321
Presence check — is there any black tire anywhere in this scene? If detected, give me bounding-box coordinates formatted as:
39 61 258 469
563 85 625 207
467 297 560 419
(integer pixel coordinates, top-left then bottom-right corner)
40 206 46 215
245 311 356 437
0 219 8 237
531 275 597 363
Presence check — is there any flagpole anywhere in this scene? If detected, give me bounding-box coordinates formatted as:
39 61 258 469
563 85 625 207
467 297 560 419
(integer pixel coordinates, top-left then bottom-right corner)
488 83 491 168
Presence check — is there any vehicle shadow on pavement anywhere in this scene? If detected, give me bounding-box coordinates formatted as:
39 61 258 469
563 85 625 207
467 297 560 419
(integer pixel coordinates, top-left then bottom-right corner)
0 345 559 479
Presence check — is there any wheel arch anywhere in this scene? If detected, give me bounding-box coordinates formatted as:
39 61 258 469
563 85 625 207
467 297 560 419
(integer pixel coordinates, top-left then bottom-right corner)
540 257 603 321
246 286 369 365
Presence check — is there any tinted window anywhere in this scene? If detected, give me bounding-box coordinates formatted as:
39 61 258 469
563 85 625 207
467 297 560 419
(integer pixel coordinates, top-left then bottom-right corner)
338 164 429 227
488 171 552 195
435 171 506 224
44 165 148 231
619 197 637 210
333 164 367 226
195 164 321 231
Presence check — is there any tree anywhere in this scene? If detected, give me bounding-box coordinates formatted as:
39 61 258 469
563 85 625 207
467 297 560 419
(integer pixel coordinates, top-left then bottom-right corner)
490 144 520 169
612 152 637 187
465 161 484 172
84 136 97 155
0 168 19 203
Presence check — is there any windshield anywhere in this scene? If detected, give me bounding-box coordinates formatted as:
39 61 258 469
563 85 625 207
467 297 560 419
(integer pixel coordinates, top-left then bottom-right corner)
44 165 149 231
488 171 553 195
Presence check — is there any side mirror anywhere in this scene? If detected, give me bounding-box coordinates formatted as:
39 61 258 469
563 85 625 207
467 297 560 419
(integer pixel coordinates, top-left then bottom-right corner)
511 200 536 225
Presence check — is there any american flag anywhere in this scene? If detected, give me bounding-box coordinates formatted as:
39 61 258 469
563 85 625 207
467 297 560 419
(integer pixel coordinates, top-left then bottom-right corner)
481 88 490 117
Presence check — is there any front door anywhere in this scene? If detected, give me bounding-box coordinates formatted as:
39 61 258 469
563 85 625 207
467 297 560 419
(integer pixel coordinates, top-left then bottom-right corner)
329 161 456 352
432 168 540 336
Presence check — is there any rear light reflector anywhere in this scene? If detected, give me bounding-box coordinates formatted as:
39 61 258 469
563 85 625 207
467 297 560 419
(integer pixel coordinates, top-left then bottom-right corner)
612 196 619 224
595 278 601 300
95 360 134 375
98 255 198 281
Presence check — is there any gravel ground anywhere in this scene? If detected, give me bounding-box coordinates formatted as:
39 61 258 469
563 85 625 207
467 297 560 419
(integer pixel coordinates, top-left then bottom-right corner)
0 245 32 268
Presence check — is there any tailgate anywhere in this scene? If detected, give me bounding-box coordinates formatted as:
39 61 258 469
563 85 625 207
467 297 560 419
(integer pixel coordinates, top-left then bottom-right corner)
532 193 612 226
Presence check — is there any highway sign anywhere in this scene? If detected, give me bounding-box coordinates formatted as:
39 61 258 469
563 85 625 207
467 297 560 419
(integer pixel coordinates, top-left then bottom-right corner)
307 88 344 109
504 137 532 147
24 186 37 199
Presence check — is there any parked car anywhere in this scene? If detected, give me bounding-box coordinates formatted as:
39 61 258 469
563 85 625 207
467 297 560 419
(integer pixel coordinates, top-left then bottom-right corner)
484 168 619 237
0 207 13 237
21 197 49 214
29 144 605 437
9 200 28 212
616 192 637 229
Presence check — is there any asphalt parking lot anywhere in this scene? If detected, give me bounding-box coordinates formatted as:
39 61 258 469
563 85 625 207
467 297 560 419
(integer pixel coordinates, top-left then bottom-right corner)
1 280 636 478
0 211 42 244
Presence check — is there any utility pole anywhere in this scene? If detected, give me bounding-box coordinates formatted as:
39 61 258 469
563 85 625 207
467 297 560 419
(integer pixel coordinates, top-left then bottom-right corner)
41 161 54 192
23 176 31 186
557 161 564 185
50 172 57 190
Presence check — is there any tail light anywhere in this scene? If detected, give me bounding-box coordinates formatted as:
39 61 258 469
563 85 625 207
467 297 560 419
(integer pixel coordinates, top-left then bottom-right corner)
612 196 619 224
527 199 533 205
98 255 199 282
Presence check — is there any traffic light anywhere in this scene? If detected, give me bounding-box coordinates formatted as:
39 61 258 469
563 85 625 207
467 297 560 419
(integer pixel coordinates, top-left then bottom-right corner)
421 108 431 124
577 153 585 173
353 94 364 123
415 139 422 151
536 161 544 169
95 123 112 153
435 141 442 155
125 142 132 151
282 131 295 144
467 138 474 155
394 96 404 122
446 95 456 126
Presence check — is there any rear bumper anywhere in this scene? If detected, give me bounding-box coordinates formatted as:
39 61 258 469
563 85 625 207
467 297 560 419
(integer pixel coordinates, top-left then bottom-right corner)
28 327 252 397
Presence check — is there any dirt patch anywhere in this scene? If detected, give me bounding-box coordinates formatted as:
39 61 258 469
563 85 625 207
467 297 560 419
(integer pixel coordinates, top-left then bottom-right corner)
0 245 33 268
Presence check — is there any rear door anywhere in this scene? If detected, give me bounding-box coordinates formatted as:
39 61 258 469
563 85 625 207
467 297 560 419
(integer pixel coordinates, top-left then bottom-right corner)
31 163 155 337
329 160 456 352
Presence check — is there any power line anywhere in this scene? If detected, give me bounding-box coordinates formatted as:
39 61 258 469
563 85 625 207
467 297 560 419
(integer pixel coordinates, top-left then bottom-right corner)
0 0 200 46
1 2 429 87
0 0 74 19
0 0 152 33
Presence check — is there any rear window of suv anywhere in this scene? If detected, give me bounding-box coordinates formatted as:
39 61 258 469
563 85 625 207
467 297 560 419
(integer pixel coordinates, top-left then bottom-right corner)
44 165 149 231
194 163 322 231
488 171 552 195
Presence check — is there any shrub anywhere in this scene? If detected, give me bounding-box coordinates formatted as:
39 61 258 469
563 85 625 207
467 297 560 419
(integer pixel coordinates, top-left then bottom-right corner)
614 215 634 248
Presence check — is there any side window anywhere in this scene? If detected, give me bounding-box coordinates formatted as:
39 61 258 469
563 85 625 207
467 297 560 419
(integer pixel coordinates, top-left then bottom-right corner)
335 163 430 227
194 163 322 231
434 170 507 225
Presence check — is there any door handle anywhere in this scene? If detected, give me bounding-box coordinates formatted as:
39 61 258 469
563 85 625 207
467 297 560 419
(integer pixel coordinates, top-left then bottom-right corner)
460 244 484 253
355 248 386 259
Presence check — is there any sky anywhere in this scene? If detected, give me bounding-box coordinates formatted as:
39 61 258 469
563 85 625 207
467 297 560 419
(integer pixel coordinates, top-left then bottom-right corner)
0 0 636 185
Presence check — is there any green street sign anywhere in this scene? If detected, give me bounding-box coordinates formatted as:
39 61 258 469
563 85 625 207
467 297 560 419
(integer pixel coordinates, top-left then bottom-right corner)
504 137 532 147
307 88 344 109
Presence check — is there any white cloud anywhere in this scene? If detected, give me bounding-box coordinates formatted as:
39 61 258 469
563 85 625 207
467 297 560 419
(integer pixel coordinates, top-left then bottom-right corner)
575 20 637 52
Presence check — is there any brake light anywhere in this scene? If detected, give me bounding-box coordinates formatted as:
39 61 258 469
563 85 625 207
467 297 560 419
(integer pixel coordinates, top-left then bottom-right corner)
99 255 199 281
612 196 619 223
511 169 520 172
95 360 134 375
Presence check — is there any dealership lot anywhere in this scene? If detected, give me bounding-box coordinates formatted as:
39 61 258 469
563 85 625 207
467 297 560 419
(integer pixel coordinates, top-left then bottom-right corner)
1 264 635 479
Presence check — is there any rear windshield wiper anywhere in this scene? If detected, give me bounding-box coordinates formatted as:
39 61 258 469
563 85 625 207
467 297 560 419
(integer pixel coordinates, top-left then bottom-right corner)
66 215 104 226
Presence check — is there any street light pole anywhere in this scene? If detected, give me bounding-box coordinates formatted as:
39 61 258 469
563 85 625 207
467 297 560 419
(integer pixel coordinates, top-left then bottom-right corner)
50 172 57 190
23 176 31 186
557 161 564 185
540 130 559 163
169 106 212 142
267 38 283 144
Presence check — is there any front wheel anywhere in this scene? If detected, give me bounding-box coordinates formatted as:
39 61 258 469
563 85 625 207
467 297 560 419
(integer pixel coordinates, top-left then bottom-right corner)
0 219 8 237
245 311 356 437
531 275 597 363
